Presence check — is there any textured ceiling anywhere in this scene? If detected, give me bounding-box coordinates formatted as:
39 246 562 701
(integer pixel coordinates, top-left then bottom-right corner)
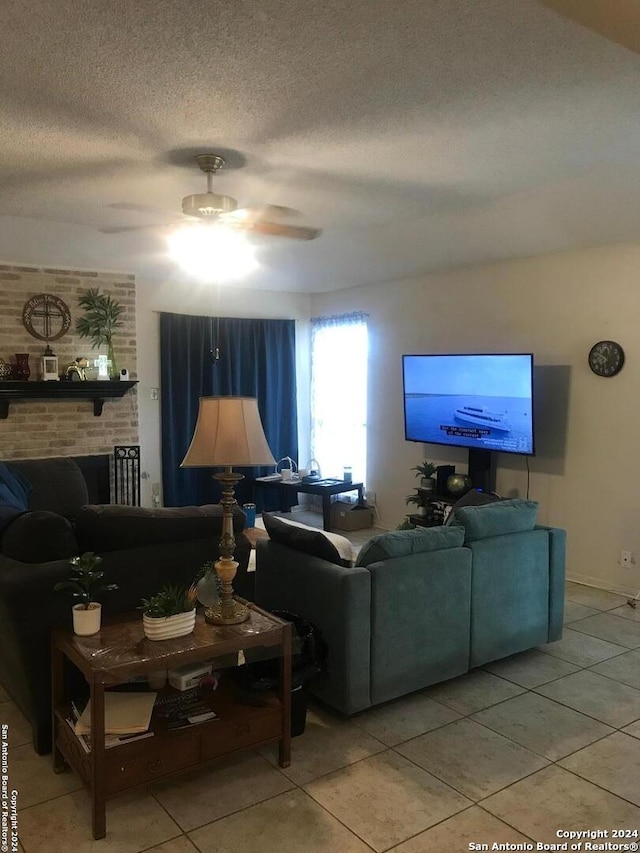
1 0 640 292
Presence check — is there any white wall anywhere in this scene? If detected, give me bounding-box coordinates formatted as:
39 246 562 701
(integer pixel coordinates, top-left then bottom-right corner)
310 242 640 595
134 274 311 507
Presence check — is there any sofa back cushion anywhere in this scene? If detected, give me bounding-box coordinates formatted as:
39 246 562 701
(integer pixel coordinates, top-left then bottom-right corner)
356 525 465 567
7 457 89 519
75 504 240 553
262 512 351 567
2 511 79 563
450 499 539 543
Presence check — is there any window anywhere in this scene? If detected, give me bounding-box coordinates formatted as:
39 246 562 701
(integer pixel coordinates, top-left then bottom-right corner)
310 312 368 485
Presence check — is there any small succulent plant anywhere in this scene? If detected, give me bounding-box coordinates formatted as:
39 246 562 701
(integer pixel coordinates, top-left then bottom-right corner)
53 552 119 609
140 584 198 618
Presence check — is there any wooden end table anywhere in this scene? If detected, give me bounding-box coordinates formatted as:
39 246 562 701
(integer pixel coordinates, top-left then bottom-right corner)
52 603 291 839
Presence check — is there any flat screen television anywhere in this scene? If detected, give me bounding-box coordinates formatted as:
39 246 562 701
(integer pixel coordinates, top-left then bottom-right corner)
402 353 535 456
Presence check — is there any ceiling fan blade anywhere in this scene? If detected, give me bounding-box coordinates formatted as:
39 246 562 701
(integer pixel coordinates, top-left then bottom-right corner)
223 205 302 224
106 202 172 214
232 220 321 240
537 0 640 53
99 222 177 234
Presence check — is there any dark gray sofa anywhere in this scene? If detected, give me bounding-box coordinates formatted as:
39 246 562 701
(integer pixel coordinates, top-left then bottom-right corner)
0 455 251 754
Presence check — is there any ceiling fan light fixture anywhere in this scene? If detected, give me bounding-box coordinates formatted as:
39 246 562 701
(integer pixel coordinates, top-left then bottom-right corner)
182 192 237 218
168 222 257 282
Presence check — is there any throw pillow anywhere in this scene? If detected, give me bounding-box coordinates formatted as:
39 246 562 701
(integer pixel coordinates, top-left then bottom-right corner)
356 525 465 567
262 513 351 567
450 498 539 542
0 462 32 510
0 504 23 537
444 488 502 524
1 511 79 563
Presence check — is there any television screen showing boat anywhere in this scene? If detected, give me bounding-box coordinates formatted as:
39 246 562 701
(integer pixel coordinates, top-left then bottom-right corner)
402 353 535 456
454 406 511 432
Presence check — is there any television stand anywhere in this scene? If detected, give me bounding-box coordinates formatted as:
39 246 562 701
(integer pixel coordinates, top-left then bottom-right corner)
468 449 496 493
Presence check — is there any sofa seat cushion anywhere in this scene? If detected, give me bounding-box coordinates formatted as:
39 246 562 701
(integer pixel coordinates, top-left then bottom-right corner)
7 457 89 519
2 511 78 563
75 504 240 553
451 498 539 542
262 513 355 567
356 525 465 567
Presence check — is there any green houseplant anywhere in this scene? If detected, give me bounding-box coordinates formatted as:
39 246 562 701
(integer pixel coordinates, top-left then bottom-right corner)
76 287 124 379
53 552 119 636
412 460 437 490
406 459 438 517
140 583 198 640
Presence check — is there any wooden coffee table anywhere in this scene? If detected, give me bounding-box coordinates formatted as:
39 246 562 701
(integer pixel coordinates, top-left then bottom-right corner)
52 603 291 839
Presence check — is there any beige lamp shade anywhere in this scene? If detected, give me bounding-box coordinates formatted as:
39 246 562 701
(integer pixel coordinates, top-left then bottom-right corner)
181 396 276 468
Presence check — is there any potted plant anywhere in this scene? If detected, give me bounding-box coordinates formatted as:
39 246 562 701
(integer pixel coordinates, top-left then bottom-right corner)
140 583 198 640
405 492 427 517
412 460 437 491
76 287 124 380
53 552 119 636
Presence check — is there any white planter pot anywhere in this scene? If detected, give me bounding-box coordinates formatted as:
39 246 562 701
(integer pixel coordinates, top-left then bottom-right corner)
143 609 196 641
420 478 436 491
72 602 102 636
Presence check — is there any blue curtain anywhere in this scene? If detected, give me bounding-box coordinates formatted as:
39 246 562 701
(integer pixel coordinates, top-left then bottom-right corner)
160 312 298 511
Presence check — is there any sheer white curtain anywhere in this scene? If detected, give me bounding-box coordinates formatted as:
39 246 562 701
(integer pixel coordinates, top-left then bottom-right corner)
310 312 368 485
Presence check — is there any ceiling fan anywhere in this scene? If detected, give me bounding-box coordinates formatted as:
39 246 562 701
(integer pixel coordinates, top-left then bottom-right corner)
102 153 322 240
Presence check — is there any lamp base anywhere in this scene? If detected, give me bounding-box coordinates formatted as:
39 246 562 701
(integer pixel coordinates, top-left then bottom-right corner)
205 600 250 625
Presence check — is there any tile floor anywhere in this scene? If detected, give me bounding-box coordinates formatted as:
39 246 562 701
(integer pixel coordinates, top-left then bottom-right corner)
3 518 640 852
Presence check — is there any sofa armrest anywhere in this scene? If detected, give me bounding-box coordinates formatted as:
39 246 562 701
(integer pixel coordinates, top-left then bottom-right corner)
366 549 472 705
535 525 566 641
254 539 372 715
0 555 80 629
0 554 79 749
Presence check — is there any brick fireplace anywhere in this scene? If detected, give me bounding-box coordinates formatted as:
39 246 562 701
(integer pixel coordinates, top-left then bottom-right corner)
0 264 138 460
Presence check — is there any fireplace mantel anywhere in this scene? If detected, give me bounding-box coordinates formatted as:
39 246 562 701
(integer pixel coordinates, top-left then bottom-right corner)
0 380 138 419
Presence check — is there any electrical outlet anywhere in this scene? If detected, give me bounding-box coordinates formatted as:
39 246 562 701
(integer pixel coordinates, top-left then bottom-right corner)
150 387 159 400
621 550 634 568
151 482 160 497
366 490 377 506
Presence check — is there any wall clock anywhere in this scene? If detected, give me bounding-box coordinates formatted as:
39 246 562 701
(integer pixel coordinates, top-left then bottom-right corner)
22 293 71 341
588 340 625 377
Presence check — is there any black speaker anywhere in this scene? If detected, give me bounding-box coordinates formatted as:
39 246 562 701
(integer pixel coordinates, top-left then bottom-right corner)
436 465 456 495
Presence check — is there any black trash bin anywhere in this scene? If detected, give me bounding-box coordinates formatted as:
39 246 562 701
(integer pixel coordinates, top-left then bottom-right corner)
236 611 326 736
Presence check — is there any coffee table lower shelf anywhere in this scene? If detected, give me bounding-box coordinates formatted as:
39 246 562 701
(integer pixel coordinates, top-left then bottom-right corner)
54 682 283 797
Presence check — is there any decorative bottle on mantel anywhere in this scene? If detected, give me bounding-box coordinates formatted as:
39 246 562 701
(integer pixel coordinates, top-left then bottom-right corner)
107 339 118 380
14 353 30 380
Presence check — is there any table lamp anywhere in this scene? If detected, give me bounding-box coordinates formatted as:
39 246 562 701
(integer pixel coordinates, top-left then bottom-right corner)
181 396 275 624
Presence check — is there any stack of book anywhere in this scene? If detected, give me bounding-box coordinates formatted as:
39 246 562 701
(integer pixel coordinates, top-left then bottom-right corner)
154 687 218 730
68 692 157 752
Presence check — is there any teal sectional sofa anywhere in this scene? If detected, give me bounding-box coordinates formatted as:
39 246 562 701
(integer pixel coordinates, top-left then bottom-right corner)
254 500 566 715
